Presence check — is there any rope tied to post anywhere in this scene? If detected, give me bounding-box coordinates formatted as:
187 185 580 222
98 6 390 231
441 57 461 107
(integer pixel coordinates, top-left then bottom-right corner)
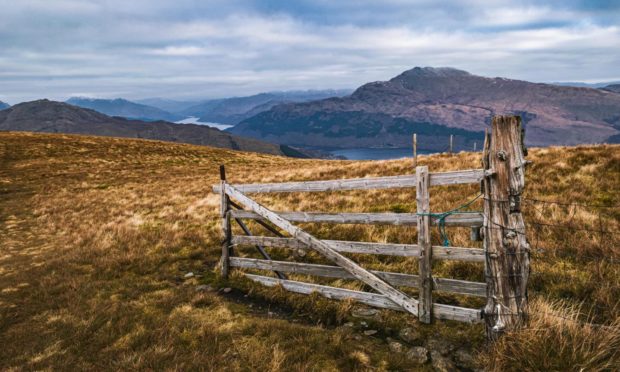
417 193 483 246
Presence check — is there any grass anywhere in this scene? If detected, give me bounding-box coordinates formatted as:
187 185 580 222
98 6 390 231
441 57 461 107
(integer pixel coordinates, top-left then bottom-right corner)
0 131 618 370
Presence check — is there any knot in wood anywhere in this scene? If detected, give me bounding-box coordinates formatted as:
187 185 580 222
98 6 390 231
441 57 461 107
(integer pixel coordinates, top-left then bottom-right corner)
496 150 507 161
502 231 518 247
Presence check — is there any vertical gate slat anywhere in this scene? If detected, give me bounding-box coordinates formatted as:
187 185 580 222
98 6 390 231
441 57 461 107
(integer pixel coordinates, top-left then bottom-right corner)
220 165 231 278
416 166 432 323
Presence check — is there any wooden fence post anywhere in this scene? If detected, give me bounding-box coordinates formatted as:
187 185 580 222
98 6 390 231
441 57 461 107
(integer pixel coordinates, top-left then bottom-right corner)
449 134 454 154
220 165 231 278
413 133 418 167
482 116 530 340
416 165 432 323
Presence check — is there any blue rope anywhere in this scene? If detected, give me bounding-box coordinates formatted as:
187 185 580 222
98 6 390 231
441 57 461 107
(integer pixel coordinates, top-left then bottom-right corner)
417 193 483 246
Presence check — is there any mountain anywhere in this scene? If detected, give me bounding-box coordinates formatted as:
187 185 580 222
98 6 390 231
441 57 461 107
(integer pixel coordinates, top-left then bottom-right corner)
66 97 183 122
182 89 353 124
0 101 9 110
135 98 199 113
0 100 308 157
601 84 620 94
229 67 620 151
552 81 620 88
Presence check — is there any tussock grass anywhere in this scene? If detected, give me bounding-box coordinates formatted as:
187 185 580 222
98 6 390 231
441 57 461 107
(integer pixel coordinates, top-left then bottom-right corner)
0 132 618 370
482 298 620 371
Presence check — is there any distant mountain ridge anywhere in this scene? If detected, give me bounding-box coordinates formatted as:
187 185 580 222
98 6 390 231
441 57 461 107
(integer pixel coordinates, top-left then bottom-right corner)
0 100 308 157
181 89 352 124
135 98 199 114
66 97 183 122
229 67 620 151
0 101 9 110
601 84 620 94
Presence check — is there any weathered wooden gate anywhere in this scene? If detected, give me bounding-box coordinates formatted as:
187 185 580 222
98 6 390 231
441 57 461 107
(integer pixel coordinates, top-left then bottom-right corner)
212 116 529 337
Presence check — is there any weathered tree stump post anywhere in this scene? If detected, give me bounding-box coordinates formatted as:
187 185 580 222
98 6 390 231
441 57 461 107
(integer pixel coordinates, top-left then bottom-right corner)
220 165 231 278
416 165 432 323
482 116 530 340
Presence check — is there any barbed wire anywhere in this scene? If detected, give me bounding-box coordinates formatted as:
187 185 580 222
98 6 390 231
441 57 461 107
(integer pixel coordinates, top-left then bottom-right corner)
522 197 620 209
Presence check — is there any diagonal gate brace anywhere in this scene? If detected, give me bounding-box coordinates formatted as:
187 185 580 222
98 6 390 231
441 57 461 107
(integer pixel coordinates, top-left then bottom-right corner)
224 183 419 316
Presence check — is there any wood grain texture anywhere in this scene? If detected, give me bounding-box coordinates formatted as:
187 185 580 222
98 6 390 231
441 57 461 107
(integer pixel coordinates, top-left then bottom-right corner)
416 166 433 323
483 116 530 340
225 184 420 315
230 210 483 227
212 169 484 194
244 274 483 323
231 235 485 262
230 257 486 296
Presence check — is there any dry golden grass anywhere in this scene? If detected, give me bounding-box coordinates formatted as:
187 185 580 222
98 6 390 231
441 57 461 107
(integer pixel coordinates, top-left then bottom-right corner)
0 131 618 370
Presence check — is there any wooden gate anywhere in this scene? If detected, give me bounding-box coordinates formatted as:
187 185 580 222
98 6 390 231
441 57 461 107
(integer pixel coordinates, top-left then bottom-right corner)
212 116 529 335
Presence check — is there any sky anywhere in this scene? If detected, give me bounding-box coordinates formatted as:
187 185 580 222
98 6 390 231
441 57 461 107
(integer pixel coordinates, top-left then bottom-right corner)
1 0 619 104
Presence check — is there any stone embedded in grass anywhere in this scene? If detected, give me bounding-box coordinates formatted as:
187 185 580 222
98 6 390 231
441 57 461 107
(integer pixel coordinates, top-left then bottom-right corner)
430 350 455 372
398 327 421 344
195 284 212 292
363 330 377 336
387 339 404 353
222 287 232 293
351 307 378 318
184 272 194 278
344 322 354 327
427 337 454 356
453 348 475 369
406 346 429 364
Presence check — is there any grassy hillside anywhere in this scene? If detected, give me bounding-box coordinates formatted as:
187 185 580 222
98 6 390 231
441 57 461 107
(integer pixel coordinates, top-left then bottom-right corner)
1 131 618 370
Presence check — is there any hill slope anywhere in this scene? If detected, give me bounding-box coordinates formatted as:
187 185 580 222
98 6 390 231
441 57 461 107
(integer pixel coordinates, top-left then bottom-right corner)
0 132 617 370
601 84 620 94
182 90 352 125
66 97 183 122
0 100 306 157
230 67 620 150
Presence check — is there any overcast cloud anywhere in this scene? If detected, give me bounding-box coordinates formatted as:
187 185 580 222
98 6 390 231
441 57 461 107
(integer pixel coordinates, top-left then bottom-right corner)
1 0 619 104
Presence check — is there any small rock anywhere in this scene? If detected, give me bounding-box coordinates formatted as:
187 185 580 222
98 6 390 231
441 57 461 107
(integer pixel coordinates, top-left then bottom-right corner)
360 321 368 327
453 348 475 369
195 284 210 292
184 272 194 278
352 307 379 318
363 330 377 336
398 327 421 344
344 322 355 328
430 350 456 372
388 340 404 353
267 311 274 317
406 346 429 364
427 338 454 356
353 334 362 341
222 287 232 293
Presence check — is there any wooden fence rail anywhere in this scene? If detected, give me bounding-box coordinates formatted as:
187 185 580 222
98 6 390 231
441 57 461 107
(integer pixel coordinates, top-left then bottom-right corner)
230 210 483 226
212 169 486 194
231 236 486 261
213 115 529 339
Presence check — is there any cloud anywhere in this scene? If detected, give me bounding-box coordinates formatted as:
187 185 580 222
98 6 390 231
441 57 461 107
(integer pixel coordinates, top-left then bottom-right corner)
0 0 619 103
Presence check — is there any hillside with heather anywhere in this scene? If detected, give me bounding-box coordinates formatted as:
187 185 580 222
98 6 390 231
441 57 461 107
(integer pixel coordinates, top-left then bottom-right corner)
230 67 620 151
0 100 308 157
1 132 618 370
